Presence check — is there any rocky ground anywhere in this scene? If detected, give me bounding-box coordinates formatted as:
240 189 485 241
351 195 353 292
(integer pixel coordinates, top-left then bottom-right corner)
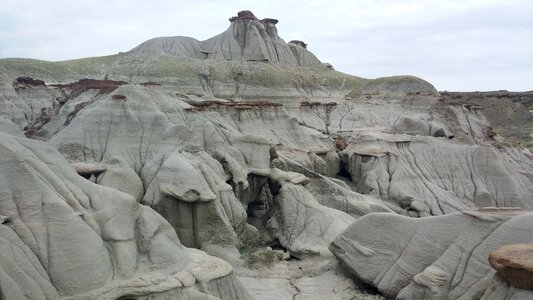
0 10 531 300
235 257 385 300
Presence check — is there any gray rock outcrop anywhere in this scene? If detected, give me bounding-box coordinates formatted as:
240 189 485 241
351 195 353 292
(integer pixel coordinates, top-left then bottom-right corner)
342 134 532 216
0 132 250 299
330 209 533 299
130 10 323 68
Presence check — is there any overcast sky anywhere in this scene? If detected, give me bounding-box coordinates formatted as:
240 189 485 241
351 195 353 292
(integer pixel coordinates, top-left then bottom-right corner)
1 0 532 91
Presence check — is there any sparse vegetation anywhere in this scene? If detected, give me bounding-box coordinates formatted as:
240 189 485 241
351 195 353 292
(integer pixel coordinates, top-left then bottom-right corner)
238 228 282 267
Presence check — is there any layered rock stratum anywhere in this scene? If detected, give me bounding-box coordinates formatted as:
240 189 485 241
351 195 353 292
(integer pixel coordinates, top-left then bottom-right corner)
0 10 531 300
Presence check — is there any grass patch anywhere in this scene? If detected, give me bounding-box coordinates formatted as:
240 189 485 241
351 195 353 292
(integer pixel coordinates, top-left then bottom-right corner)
238 228 282 267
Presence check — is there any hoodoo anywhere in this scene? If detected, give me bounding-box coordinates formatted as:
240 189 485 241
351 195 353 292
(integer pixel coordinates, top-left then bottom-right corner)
131 10 323 67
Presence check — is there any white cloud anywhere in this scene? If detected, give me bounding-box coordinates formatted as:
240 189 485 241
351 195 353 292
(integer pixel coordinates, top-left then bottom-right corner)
0 0 532 91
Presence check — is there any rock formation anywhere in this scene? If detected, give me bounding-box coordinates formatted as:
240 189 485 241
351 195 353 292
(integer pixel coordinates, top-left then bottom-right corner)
330 209 533 299
489 243 533 290
0 9 531 300
130 10 323 68
0 132 250 299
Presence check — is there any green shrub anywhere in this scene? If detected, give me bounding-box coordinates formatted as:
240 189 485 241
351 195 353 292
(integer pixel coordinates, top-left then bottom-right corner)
238 228 282 267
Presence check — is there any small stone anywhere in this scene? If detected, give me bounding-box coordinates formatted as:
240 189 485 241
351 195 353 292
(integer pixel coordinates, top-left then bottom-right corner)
289 40 308 49
237 10 257 20
489 243 533 290
261 18 279 25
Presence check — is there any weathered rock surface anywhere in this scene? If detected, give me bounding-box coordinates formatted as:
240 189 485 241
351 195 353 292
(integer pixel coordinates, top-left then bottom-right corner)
0 132 250 299
489 243 533 290
330 209 533 299
342 134 532 216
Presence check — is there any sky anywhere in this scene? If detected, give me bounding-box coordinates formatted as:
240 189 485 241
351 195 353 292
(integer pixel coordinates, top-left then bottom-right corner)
1 0 532 91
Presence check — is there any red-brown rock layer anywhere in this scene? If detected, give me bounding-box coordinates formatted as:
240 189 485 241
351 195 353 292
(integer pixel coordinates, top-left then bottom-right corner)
489 243 533 290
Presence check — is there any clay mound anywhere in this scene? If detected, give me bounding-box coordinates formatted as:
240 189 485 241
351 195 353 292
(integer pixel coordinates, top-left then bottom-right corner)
489 243 533 290
128 36 206 58
362 75 439 97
